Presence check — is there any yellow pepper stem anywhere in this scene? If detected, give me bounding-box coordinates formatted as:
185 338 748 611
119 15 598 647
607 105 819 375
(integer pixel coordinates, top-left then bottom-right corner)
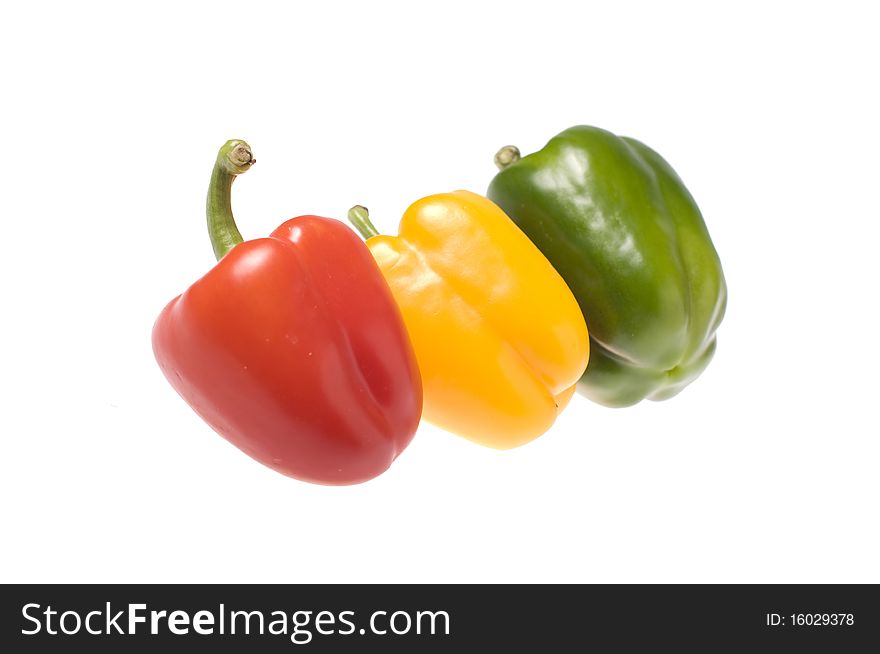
348 205 379 239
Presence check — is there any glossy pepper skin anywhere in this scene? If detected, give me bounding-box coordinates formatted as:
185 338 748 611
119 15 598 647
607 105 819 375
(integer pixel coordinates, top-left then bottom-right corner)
348 191 589 449
153 141 422 485
488 126 727 407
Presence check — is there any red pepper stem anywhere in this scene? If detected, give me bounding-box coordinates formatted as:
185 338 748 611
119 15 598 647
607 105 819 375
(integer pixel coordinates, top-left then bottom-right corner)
207 140 255 261
494 145 521 171
347 205 380 240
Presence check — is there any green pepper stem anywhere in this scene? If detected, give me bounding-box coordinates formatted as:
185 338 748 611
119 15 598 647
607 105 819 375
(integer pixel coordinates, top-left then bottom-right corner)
347 205 380 239
494 145 521 170
207 140 255 260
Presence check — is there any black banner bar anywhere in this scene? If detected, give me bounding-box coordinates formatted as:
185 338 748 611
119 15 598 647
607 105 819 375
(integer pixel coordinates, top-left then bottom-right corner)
2 584 877 651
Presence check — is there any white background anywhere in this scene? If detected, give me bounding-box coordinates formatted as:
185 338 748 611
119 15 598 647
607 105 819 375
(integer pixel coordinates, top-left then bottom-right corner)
2 1 878 583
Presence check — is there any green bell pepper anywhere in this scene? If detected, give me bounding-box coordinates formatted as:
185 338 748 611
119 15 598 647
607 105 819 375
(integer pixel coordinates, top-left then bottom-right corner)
488 125 727 407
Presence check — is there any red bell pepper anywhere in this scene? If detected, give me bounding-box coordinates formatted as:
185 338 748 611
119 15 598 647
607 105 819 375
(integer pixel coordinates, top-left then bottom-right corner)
152 140 422 485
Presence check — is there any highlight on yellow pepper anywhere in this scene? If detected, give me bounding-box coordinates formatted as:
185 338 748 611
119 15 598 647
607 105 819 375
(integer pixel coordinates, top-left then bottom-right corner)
348 191 589 449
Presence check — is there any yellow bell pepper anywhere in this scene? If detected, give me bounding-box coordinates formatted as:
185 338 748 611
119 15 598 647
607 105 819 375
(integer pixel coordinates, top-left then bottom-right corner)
349 191 589 449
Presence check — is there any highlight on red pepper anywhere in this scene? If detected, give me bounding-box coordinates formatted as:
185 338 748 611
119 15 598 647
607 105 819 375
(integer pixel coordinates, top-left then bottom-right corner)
152 140 422 485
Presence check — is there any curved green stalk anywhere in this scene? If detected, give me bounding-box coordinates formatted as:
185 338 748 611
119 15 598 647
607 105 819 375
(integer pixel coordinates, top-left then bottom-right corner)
207 140 255 260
